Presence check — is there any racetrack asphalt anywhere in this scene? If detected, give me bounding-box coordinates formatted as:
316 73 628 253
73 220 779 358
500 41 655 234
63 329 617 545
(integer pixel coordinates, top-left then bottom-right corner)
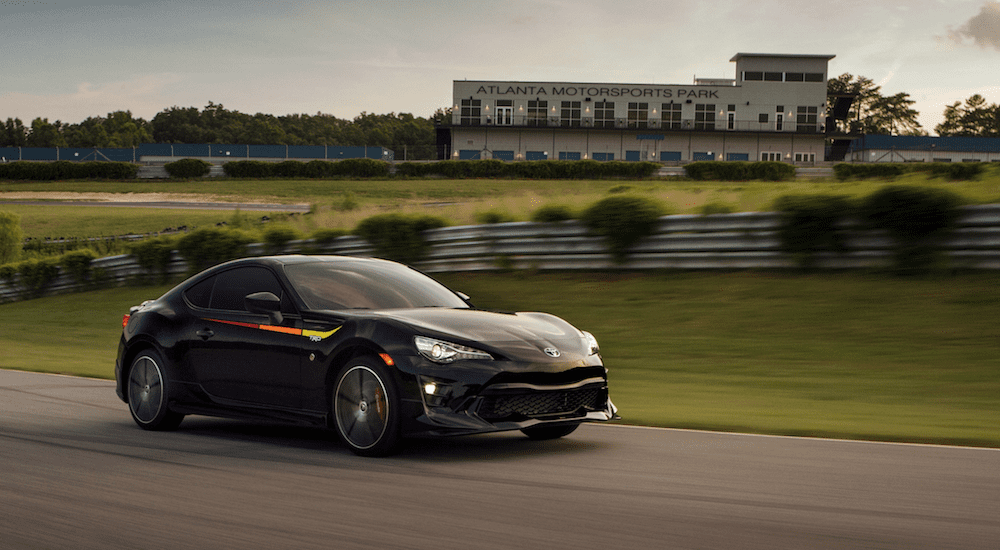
1 369 998 550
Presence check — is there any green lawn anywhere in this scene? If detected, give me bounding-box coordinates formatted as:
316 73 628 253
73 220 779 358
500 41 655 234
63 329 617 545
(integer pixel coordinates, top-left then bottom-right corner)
3 272 998 447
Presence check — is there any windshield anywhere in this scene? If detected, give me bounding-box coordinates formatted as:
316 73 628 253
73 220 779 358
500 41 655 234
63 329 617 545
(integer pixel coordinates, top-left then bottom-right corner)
284 260 470 311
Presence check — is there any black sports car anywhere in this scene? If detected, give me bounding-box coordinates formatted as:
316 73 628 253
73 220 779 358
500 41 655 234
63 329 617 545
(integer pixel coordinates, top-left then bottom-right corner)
116 255 617 456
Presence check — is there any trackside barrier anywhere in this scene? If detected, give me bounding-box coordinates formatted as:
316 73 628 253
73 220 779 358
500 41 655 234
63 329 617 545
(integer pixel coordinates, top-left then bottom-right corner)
1 205 999 303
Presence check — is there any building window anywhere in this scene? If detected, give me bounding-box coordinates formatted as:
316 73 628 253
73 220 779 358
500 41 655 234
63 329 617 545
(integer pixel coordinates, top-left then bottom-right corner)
804 73 824 82
628 102 649 129
758 113 769 124
527 100 547 127
785 72 804 82
794 152 816 163
661 103 682 129
796 106 818 132
495 99 513 126
764 72 783 81
695 104 715 130
744 71 763 81
460 99 481 126
776 105 785 131
561 101 581 128
594 101 615 128
761 152 782 161
727 104 736 130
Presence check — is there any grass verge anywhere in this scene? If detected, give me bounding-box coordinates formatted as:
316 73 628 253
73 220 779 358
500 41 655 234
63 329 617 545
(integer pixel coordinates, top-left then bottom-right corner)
1 271 998 447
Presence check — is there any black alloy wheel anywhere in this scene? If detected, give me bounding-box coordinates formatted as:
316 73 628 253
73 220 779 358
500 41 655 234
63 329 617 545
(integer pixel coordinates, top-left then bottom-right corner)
333 356 402 457
127 350 184 431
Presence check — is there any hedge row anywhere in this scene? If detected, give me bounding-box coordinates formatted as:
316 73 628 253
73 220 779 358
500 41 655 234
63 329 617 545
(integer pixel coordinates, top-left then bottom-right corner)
0 161 138 181
683 161 796 181
833 162 986 181
774 186 965 273
395 159 660 179
221 158 391 178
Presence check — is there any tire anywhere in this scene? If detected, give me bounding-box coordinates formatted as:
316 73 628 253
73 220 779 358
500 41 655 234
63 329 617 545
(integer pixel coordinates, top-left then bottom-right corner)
332 356 402 457
127 350 184 431
521 423 580 440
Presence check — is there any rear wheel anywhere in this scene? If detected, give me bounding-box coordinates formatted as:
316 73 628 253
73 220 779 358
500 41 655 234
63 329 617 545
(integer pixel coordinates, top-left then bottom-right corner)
127 350 184 431
333 356 401 457
521 423 580 440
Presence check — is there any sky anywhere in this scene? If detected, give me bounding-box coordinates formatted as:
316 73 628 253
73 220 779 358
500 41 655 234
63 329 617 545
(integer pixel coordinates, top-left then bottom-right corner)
2 0 1000 135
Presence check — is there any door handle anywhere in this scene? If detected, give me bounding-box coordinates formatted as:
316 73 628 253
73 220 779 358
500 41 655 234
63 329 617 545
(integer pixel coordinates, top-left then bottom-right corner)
196 328 214 340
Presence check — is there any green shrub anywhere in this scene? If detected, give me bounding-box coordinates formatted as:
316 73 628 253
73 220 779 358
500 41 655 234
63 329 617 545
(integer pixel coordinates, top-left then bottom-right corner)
59 249 98 284
581 196 665 263
0 264 15 281
335 192 359 212
272 160 304 178
309 228 348 244
16 258 60 296
128 236 178 283
262 226 303 253
164 158 212 179
0 211 23 264
773 194 855 269
336 158 391 178
685 161 795 181
859 185 964 273
176 228 256 274
476 209 516 224
700 202 736 215
531 205 576 223
833 163 906 181
223 160 274 178
302 160 339 178
354 213 449 265
0 160 137 181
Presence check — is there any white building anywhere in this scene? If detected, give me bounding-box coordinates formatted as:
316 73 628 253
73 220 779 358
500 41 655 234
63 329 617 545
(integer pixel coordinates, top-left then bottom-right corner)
445 53 835 164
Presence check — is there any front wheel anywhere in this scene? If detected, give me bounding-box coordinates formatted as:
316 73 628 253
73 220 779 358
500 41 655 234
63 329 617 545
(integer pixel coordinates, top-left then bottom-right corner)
332 356 402 457
127 350 184 431
521 423 580 440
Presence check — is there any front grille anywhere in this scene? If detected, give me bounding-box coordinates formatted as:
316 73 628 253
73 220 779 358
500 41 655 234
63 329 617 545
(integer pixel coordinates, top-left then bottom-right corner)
477 387 605 421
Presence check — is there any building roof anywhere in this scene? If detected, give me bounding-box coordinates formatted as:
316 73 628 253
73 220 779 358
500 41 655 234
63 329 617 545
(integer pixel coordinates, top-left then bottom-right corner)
848 135 1000 153
729 53 836 62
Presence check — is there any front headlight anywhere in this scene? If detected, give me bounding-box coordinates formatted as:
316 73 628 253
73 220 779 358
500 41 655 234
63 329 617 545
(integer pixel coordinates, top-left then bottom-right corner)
414 336 493 363
582 331 600 356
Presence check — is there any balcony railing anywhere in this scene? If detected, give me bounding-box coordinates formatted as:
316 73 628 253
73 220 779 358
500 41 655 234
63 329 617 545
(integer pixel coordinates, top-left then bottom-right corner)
453 115 823 133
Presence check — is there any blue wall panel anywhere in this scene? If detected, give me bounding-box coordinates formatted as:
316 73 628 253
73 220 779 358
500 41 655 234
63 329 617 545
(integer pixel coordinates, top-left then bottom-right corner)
0 148 18 161
288 145 326 159
249 145 285 158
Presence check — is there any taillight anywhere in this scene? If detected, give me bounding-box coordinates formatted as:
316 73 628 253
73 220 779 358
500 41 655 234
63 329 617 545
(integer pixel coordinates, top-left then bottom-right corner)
122 314 130 329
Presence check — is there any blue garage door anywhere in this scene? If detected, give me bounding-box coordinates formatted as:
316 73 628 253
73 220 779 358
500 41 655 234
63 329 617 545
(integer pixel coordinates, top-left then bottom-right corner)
493 150 514 161
660 151 682 161
693 152 716 161
625 150 641 162
592 152 615 161
559 152 581 160
526 151 548 160
459 150 481 160
726 153 750 161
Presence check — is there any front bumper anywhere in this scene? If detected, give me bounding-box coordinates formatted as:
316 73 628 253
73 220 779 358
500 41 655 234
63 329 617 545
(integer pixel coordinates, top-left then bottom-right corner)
408 376 619 437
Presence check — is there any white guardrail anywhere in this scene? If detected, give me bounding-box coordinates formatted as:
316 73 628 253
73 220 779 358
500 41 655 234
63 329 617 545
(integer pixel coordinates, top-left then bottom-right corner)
2 205 1000 303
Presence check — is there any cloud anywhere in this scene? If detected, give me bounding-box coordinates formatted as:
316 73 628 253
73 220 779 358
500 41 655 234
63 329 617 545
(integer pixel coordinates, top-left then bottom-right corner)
0 73 185 123
947 1 1000 49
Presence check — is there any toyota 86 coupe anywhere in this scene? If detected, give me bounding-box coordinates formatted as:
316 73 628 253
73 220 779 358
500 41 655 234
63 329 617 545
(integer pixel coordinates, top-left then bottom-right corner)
116 255 618 456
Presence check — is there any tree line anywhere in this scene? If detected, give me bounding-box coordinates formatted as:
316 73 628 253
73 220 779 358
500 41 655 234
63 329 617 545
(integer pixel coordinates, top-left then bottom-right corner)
1 103 451 160
3 77 999 153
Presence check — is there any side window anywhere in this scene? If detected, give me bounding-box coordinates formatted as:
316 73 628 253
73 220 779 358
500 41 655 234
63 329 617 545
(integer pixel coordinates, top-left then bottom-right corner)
209 267 292 313
184 276 216 308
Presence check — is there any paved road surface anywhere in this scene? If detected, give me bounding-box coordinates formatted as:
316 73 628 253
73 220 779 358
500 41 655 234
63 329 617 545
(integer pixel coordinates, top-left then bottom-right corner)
1 369 997 550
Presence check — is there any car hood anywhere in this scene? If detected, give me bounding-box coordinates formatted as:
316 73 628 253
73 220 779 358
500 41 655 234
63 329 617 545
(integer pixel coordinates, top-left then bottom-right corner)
373 308 590 362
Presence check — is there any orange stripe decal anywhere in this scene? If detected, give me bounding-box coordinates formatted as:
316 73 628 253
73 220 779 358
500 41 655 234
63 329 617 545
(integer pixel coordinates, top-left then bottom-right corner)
204 318 340 341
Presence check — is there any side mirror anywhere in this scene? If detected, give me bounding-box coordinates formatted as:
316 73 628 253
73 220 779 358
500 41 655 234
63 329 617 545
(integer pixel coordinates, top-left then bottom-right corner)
245 291 283 325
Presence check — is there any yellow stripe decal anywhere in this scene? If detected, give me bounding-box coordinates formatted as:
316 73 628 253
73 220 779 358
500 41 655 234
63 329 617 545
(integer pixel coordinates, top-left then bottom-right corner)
205 319 341 340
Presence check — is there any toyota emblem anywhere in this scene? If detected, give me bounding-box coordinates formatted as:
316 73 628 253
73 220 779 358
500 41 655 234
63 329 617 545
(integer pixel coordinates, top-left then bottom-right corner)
543 347 561 358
